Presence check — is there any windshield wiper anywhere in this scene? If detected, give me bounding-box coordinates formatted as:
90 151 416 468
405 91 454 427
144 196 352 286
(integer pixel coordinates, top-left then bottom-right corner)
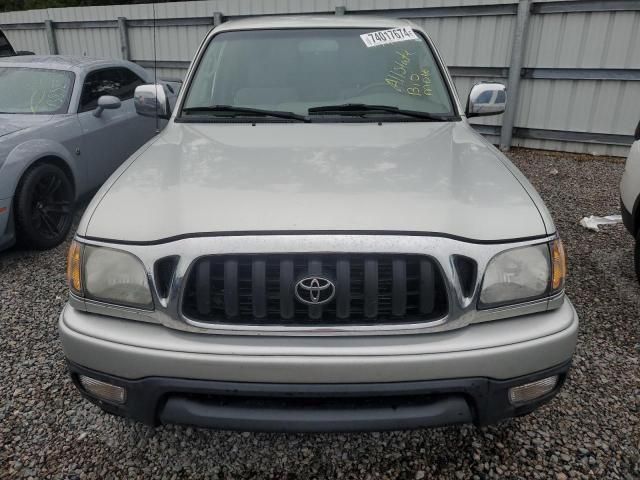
181 105 309 122
308 103 452 121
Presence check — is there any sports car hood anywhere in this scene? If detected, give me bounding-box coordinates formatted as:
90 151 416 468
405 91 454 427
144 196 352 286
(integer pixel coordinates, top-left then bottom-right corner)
82 122 552 243
0 114 52 137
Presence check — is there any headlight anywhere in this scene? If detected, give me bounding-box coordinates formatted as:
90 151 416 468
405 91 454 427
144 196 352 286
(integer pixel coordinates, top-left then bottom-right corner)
66 240 153 309
479 239 566 309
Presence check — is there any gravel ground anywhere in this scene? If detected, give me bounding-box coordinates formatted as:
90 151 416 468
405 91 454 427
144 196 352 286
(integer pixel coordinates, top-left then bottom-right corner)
1 148 639 479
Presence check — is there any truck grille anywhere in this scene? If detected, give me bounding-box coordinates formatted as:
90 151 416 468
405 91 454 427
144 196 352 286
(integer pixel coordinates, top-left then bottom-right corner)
181 254 448 325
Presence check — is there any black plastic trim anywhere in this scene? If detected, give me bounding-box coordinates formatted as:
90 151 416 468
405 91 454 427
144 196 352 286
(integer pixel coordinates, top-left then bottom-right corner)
181 253 448 326
161 395 472 432
67 359 572 432
174 115 461 124
453 255 478 298
153 255 179 300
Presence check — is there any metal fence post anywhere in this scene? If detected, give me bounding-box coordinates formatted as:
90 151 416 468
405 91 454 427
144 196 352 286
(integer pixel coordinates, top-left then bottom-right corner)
499 0 531 151
44 19 58 55
335 6 346 15
213 12 224 26
117 17 130 60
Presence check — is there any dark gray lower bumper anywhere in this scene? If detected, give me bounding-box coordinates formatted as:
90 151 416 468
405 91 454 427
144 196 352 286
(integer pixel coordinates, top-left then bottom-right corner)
67 360 571 432
161 394 472 432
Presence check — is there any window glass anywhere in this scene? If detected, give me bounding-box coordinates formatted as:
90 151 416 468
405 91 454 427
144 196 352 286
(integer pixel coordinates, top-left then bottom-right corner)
119 68 145 98
0 67 74 114
80 67 144 112
182 28 455 119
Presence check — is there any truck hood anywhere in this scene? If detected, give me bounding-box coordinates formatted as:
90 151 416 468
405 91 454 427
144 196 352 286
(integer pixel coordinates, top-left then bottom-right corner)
83 122 550 243
0 114 52 138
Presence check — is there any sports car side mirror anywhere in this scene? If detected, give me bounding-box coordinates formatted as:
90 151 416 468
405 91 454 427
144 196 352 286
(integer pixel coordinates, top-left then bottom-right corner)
93 95 121 117
134 84 171 120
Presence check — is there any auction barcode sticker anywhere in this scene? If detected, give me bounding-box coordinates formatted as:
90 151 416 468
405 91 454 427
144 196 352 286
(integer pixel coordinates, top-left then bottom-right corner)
360 27 419 48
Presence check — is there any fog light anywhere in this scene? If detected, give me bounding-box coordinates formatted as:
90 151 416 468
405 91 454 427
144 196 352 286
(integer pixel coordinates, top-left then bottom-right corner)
508 375 558 405
79 375 126 404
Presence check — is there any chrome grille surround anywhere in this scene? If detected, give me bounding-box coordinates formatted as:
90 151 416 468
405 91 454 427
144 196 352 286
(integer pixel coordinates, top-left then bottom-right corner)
70 233 563 336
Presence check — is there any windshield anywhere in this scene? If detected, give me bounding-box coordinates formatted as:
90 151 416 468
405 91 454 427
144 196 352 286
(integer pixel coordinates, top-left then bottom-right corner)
181 28 456 120
0 67 74 114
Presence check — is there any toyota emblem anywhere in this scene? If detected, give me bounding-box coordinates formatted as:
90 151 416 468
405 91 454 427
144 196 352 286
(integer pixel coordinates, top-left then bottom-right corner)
294 276 336 306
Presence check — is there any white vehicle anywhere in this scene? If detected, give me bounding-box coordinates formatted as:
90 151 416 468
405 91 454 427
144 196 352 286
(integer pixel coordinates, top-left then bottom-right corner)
59 16 577 432
621 119 640 281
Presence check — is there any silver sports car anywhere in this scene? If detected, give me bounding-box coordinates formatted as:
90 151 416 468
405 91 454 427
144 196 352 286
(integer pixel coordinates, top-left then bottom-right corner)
0 55 165 250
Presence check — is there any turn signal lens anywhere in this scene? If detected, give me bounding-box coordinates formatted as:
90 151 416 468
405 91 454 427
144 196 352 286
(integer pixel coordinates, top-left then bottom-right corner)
79 375 126 404
551 239 566 292
67 240 83 295
508 375 558 405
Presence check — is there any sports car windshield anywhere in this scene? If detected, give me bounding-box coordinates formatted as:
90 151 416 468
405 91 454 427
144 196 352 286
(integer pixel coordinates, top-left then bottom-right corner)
0 67 74 114
181 28 456 120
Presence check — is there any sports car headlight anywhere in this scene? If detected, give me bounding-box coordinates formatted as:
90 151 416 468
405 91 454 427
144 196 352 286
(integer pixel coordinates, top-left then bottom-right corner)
479 240 565 309
67 241 153 309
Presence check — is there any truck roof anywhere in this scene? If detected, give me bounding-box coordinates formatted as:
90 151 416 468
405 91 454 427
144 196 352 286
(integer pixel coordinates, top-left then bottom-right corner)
215 15 415 33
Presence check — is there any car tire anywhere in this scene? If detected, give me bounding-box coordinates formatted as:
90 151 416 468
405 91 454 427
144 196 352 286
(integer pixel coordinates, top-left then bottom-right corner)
14 163 74 250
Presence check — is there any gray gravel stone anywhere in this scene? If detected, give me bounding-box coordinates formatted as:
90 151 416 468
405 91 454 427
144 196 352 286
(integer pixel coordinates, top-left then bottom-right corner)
1 148 639 479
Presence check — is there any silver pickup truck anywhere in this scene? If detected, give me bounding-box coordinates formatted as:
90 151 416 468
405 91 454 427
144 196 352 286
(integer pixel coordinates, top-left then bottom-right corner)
59 16 578 432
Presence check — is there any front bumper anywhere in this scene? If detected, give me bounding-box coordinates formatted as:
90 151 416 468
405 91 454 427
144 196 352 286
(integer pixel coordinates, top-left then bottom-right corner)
67 359 571 431
59 299 578 382
59 298 578 430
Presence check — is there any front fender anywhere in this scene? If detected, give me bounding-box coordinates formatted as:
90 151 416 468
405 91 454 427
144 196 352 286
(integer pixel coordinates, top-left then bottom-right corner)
0 139 81 200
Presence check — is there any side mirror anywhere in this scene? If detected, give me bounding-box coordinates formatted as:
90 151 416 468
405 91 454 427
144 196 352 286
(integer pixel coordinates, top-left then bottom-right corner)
466 82 506 118
134 84 170 119
93 95 121 117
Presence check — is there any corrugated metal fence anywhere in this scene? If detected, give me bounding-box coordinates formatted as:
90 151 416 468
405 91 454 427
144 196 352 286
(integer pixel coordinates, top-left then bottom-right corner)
1 0 639 156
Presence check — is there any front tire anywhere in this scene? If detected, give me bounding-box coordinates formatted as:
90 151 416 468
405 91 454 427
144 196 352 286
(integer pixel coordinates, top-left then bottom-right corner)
14 163 74 250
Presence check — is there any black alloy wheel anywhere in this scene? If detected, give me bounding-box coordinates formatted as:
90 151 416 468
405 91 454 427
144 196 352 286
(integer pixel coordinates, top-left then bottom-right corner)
14 163 74 250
